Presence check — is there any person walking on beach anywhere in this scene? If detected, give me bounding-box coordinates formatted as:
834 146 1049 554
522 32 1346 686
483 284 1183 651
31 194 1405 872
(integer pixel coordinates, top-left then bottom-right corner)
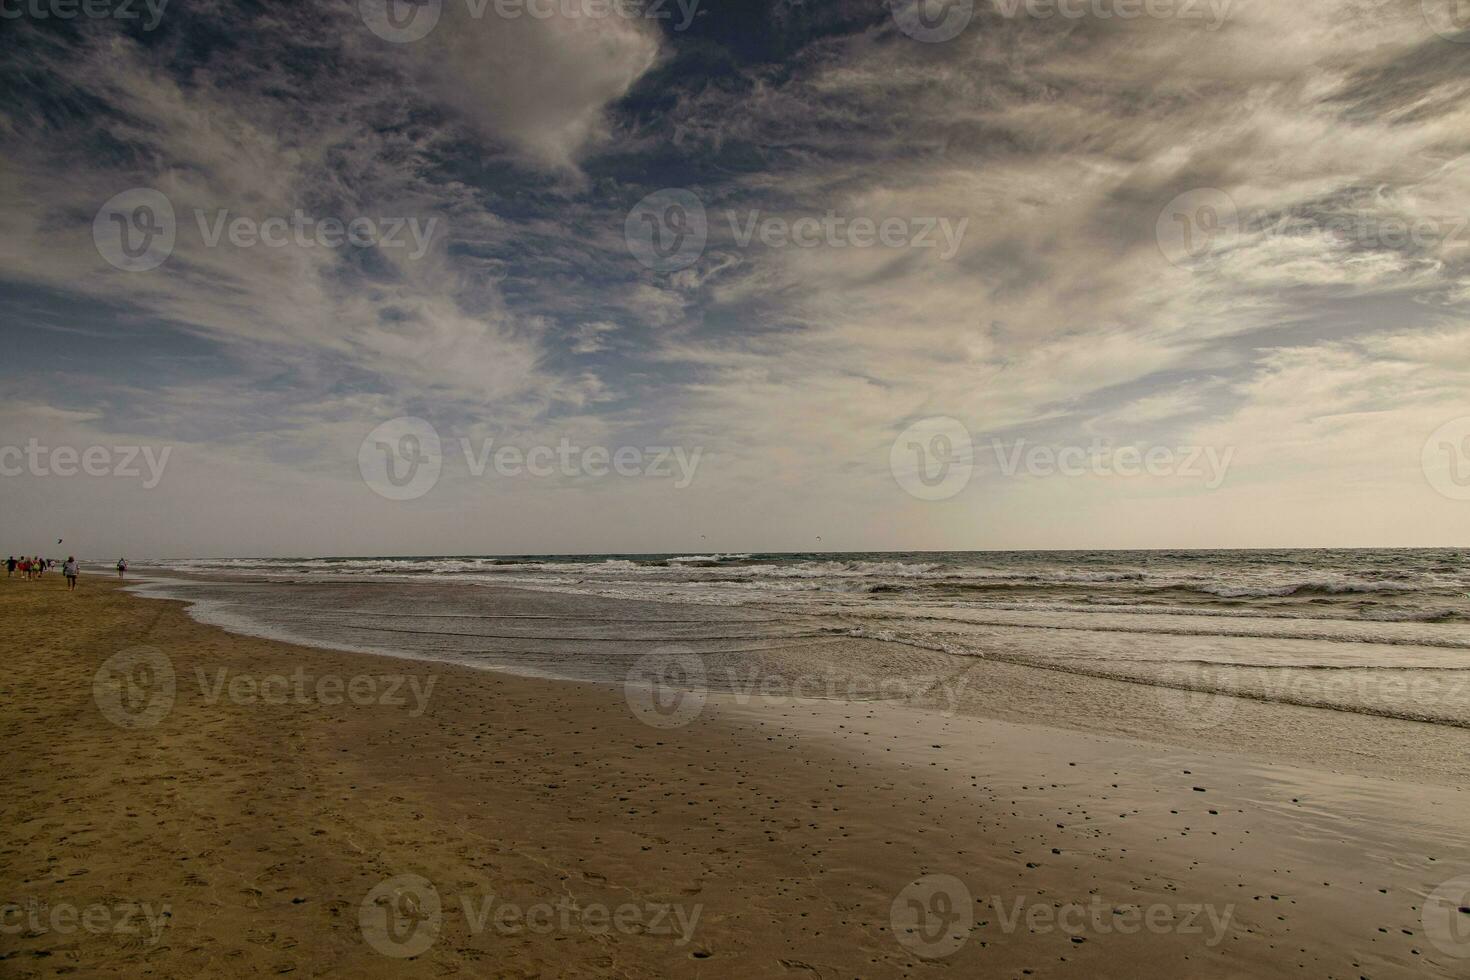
17 558 28 580
5 556 14 578
63 556 79 591
32 557 43 579
116 558 127 578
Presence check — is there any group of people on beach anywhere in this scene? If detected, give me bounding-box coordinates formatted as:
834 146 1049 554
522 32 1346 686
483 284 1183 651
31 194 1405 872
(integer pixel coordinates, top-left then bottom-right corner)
6 556 127 591
8 556 53 580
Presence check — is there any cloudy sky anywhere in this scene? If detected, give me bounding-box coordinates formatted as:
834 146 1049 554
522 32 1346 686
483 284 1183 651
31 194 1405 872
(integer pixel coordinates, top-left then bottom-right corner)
1 0 1468 558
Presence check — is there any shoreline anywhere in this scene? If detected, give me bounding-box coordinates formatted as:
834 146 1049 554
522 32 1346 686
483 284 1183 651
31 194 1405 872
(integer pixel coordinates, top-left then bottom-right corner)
127 570 1470 787
3 578 1468 976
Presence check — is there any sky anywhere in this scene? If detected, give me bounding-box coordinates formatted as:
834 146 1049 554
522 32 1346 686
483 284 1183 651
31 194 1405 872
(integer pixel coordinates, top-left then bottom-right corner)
1 0 1469 558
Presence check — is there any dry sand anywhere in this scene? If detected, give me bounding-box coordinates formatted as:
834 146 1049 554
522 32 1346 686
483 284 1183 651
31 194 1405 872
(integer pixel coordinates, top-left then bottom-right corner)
2 576 1468 977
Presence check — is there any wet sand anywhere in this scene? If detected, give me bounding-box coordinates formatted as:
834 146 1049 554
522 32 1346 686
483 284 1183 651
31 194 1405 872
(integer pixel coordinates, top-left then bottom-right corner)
2 577 1468 977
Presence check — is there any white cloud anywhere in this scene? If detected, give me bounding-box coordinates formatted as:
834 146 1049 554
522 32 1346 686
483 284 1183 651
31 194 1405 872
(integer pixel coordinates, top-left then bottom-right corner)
411 7 662 174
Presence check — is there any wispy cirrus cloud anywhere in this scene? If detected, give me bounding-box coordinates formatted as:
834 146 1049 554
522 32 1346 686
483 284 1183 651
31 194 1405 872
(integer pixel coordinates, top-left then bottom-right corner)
1 0 1468 554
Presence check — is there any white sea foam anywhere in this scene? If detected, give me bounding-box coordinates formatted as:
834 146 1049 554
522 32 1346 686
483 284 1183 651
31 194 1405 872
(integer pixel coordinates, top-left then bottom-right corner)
128 550 1470 728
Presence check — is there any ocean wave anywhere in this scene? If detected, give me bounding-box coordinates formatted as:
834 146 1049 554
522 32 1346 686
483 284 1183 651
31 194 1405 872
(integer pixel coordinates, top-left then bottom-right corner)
838 611 1470 651
1137 658 1470 672
898 599 1470 626
1191 580 1422 599
127 563 1470 731
132 554 1470 640
663 554 753 565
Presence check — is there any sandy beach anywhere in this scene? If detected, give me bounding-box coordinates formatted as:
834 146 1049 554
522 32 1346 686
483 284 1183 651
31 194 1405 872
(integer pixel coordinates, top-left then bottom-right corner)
2 575 1468 977
9 0 1470 973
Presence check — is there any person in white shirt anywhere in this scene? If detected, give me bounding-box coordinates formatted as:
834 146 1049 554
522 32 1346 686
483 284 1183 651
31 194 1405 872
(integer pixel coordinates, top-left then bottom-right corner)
64 557 79 591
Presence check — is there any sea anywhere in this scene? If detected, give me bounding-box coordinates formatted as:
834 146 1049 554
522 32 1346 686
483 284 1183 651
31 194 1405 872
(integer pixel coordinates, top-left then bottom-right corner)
128 549 1470 731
